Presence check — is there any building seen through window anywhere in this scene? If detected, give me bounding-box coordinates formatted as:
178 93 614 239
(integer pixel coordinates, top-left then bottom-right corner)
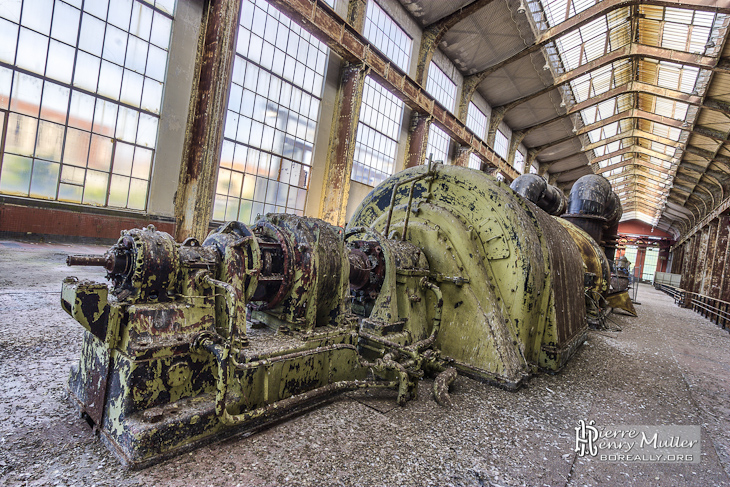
0 0 175 210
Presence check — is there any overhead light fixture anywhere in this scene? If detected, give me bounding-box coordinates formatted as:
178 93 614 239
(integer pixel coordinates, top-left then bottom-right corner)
543 62 551 71
572 125 578 133
517 0 527 13
560 100 566 107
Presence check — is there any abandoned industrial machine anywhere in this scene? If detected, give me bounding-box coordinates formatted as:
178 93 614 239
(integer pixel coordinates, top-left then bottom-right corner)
62 163 634 468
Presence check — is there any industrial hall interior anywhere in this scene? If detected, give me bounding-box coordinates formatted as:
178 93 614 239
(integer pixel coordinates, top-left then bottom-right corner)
2 0 730 485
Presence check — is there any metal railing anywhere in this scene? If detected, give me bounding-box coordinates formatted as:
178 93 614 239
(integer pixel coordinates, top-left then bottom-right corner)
657 284 730 330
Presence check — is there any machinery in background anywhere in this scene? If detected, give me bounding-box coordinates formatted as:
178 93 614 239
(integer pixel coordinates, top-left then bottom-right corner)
510 173 638 327
62 164 625 468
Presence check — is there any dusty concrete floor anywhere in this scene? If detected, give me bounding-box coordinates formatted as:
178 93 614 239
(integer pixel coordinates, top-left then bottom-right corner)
1 239 729 487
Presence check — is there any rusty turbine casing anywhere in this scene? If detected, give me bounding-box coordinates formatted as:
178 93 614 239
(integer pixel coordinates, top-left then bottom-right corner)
62 164 627 468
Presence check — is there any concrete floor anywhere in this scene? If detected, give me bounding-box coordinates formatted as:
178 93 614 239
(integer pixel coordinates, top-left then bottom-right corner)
1 239 729 487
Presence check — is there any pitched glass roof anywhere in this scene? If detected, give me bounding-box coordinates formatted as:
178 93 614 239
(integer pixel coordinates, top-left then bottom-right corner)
535 0 728 226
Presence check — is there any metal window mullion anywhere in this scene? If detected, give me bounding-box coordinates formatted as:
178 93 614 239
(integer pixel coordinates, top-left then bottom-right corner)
104 139 117 207
565 0 572 24
241 56 323 102
136 0 175 20
0 60 159 120
0 111 8 178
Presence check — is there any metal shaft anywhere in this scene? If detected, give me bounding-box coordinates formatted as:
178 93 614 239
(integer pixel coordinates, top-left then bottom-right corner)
66 255 108 267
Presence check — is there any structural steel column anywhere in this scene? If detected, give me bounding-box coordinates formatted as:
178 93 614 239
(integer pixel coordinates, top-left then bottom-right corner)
486 107 505 148
718 217 730 302
319 62 369 227
405 112 432 168
453 145 473 167
697 226 711 294
700 219 719 296
174 0 241 242
680 237 695 292
710 216 729 298
507 131 526 169
671 245 683 275
346 0 367 31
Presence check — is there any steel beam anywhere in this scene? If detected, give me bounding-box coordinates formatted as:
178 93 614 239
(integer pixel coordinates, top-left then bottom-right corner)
453 144 473 168
612 179 667 192
265 0 518 179
582 129 681 152
576 109 684 135
405 112 432 169
590 145 676 166
685 144 730 165
507 131 527 169
174 0 241 242
494 46 717 116
716 216 730 301
318 62 369 226
553 44 717 88
513 81 703 134
458 0 730 118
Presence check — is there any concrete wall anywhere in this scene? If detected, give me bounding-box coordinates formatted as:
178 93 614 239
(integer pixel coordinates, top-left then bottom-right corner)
147 0 204 218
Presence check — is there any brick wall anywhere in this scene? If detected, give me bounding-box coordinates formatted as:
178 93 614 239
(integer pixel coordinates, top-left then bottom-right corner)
0 203 175 241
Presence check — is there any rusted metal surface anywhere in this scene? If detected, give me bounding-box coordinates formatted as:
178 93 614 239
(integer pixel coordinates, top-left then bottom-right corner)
717 217 730 302
318 62 369 227
67 255 110 267
701 219 719 296
263 0 518 180
685 235 701 294
433 367 457 407
405 113 432 168
174 0 241 242
452 145 472 168
532 209 587 345
605 291 638 317
696 226 712 294
345 0 367 32
62 163 633 467
510 174 566 216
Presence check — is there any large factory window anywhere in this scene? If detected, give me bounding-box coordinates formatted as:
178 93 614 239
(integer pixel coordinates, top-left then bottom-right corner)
362 0 411 73
425 61 455 164
426 124 450 164
514 148 525 173
466 102 487 140
426 63 456 112
351 0 409 187
642 247 659 282
351 78 404 186
0 0 175 210
213 0 328 222
494 129 509 159
468 152 481 170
